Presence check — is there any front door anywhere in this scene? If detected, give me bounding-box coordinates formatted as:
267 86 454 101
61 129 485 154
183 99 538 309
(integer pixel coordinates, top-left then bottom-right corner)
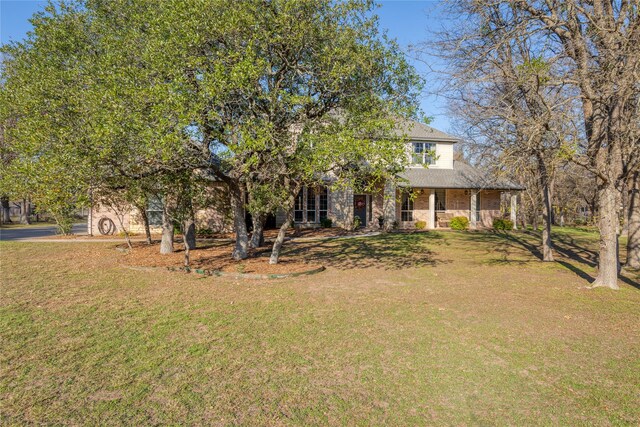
354 195 367 227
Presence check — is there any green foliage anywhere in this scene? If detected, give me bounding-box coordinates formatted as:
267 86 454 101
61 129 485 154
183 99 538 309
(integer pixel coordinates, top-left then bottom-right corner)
450 216 469 230
493 218 514 230
415 220 426 230
320 218 333 228
196 228 216 237
1 0 422 251
353 216 362 230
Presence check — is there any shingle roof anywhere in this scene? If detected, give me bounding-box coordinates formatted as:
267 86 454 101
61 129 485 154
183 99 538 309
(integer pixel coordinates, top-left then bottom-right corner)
396 119 459 142
398 161 524 190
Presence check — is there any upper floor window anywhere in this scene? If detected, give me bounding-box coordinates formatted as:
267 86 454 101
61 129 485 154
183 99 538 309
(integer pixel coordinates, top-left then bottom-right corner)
412 142 435 165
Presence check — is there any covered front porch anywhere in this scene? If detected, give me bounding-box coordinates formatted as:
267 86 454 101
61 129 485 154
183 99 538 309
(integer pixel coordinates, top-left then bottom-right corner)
394 187 518 230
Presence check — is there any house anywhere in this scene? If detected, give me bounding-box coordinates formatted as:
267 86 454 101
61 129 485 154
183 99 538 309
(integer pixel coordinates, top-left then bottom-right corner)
88 120 523 235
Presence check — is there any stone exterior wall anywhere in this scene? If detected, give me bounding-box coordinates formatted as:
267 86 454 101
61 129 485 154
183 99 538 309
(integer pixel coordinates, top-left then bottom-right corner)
89 186 233 236
393 188 504 229
479 189 501 228
88 204 136 235
89 184 507 234
328 187 353 229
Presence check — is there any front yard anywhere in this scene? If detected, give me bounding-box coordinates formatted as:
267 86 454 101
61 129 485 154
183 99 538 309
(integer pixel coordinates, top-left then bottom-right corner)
1 229 638 425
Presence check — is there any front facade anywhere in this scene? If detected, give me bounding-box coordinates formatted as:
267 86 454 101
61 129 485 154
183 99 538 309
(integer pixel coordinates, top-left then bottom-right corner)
271 121 522 231
89 120 522 235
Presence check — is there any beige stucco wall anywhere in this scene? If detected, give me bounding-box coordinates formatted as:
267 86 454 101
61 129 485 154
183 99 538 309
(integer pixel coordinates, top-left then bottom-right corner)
405 140 455 169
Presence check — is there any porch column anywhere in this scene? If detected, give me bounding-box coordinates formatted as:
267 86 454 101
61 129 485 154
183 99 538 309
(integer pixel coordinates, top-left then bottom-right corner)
428 189 436 229
510 193 518 230
470 192 477 229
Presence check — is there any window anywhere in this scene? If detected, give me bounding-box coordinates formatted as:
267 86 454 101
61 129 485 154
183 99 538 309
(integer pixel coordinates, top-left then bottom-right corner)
294 186 329 223
146 196 163 226
318 187 328 221
306 188 316 223
294 189 304 222
412 142 435 165
435 189 446 211
401 193 414 221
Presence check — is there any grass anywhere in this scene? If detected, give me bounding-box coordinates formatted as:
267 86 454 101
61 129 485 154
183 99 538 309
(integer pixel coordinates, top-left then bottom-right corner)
1 228 639 425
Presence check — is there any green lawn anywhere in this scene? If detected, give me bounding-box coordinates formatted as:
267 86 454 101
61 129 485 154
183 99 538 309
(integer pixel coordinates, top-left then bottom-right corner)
1 229 639 425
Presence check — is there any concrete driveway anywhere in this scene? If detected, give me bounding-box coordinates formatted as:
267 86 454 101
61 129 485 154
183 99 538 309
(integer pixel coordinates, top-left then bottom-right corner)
0 223 87 241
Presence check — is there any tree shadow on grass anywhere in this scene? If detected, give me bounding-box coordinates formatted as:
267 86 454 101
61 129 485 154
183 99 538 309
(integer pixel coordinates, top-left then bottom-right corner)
485 230 639 289
284 232 448 270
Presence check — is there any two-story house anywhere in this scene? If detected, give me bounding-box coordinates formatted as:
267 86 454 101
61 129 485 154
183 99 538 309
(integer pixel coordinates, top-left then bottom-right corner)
88 119 522 235
272 120 523 231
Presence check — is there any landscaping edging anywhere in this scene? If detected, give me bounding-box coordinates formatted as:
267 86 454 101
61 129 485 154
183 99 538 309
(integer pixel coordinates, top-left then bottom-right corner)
122 264 326 280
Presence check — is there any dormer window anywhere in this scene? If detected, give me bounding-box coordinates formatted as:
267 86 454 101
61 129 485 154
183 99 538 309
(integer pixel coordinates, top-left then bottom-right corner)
412 142 435 165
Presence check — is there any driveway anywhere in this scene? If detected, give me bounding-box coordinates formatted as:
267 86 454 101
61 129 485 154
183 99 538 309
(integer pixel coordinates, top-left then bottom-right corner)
0 223 87 241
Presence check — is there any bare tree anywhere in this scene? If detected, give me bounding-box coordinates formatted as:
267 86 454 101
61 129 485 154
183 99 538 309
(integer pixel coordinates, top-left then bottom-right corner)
509 0 640 288
431 1 573 261
627 171 640 269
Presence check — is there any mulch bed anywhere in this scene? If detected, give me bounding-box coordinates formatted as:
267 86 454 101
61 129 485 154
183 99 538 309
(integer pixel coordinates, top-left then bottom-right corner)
118 241 321 275
196 227 376 240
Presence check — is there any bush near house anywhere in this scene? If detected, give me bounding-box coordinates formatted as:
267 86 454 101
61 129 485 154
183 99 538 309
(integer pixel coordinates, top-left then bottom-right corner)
320 218 332 228
450 216 469 230
493 218 514 230
415 220 427 229
353 216 362 230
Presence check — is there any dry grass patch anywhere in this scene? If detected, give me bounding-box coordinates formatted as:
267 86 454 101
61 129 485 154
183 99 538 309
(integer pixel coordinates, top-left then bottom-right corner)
1 228 639 425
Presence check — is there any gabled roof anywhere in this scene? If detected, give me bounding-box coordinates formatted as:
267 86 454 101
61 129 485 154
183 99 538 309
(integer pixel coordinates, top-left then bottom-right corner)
398 161 524 190
396 119 459 142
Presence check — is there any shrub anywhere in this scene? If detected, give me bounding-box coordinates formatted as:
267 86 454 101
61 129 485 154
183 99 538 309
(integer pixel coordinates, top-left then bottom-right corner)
450 216 469 230
320 217 332 228
392 220 399 230
415 220 427 230
493 218 514 230
196 227 215 237
353 215 361 230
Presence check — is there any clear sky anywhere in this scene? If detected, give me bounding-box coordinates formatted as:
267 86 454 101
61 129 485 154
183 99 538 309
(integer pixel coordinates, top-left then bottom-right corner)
0 0 452 131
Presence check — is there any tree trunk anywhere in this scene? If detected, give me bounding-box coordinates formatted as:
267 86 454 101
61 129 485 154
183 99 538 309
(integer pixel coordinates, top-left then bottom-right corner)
113 211 133 250
591 182 620 289
270 208 293 265
270 185 298 265
537 155 554 262
541 185 554 262
160 201 174 254
1 197 11 224
249 213 266 249
138 207 152 245
229 181 248 260
183 217 196 250
625 172 640 270
19 199 30 224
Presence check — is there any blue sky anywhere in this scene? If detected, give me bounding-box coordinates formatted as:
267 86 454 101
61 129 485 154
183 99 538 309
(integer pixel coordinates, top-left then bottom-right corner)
0 0 452 130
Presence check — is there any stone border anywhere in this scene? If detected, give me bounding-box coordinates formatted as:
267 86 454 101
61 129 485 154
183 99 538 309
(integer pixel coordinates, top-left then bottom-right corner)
122 264 326 280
